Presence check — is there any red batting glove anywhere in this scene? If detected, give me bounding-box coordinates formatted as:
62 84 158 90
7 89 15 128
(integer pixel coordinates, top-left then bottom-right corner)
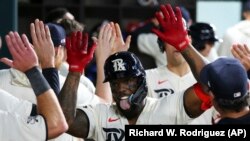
152 4 190 52
66 31 96 73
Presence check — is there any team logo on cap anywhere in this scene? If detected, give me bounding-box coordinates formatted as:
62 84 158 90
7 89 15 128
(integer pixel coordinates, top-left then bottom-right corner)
234 92 241 98
61 39 65 44
112 59 126 72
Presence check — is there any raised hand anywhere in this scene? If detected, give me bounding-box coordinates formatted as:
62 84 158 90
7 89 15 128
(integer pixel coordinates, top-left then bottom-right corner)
30 19 55 68
110 22 131 54
66 31 96 73
152 4 190 51
231 44 250 71
0 32 38 72
95 23 114 61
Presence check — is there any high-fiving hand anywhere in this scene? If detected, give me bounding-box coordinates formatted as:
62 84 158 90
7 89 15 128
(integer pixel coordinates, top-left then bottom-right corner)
152 4 190 52
66 31 96 73
0 32 38 72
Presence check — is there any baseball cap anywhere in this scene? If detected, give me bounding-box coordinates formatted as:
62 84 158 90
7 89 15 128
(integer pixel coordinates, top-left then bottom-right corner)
46 23 66 47
188 22 222 42
200 57 248 100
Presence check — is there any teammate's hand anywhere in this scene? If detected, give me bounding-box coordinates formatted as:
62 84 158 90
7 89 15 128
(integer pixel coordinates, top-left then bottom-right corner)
152 4 190 52
66 31 96 73
231 44 250 71
0 32 38 72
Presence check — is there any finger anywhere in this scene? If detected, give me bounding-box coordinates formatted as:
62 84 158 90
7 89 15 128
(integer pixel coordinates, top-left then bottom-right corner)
39 20 46 40
45 24 52 41
71 32 77 51
88 42 97 56
110 22 116 37
231 44 240 59
14 32 26 55
66 36 71 52
115 23 123 40
0 58 13 68
102 24 111 40
243 44 250 54
124 35 131 50
30 23 37 44
9 32 23 57
109 33 115 48
82 32 88 53
106 25 112 42
5 34 17 58
34 19 43 41
92 36 98 44
161 5 170 21
77 31 82 49
233 44 243 59
21 34 32 51
175 7 184 28
98 23 106 40
166 4 176 23
155 12 165 28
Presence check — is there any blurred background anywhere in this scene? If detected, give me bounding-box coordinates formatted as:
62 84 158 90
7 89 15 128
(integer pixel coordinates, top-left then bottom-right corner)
0 0 246 70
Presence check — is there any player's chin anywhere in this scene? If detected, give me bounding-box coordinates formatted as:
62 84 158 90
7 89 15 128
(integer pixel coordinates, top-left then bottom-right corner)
118 105 140 119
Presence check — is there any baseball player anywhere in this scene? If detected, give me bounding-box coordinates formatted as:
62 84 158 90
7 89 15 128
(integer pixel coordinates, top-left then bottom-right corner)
56 4 213 140
188 22 222 61
0 31 67 140
0 19 97 141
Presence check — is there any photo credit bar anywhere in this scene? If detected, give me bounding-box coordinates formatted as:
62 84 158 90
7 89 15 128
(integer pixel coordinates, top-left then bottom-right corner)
125 125 250 140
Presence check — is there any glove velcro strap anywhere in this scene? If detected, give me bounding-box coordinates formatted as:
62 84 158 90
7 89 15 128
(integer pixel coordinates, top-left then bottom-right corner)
194 83 212 111
178 37 190 52
25 66 51 97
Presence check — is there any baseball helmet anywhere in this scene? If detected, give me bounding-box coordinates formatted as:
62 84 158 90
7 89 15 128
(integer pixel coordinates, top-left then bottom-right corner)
103 51 145 82
188 22 221 50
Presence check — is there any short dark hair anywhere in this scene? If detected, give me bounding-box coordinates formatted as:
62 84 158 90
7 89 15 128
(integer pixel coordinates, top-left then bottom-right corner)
215 94 249 112
45 8 69 23
58 19 84 36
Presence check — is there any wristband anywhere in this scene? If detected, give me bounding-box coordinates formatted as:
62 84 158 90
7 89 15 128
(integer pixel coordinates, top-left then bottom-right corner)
194 83 212 111
25 66 51 96
42 68 60 96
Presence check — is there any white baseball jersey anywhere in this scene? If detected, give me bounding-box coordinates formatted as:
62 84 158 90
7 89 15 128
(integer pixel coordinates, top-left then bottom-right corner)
137 33 167 67
0 89 32 117
146 66 196 98
0 68 100 106
0 89 47 140
146 66 216 125
0 68 97 141
0 110 47 141
78 94 192 141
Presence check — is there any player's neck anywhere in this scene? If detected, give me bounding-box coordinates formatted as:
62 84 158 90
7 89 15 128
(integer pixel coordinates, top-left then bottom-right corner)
167 62 190 76
220 107 250 119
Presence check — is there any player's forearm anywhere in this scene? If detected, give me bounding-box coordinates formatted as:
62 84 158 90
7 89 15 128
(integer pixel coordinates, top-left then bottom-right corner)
58 72 80 125
25 66 67 138
36 89 68 139
181 43 209 83
95 60 113 104
42 68 60 96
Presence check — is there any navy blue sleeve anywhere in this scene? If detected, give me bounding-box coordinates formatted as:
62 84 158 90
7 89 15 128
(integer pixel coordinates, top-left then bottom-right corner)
42 68 60 96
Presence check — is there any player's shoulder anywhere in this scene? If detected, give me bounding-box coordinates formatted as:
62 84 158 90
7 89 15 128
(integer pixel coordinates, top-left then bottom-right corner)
146 65 166 74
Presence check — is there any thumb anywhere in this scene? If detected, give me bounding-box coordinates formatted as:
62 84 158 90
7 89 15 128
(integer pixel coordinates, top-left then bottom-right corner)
0 58 13 68
152 28 166 42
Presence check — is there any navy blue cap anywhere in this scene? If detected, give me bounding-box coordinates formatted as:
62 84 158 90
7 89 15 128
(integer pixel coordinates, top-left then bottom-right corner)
46 23 66 47
200 58 248 100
